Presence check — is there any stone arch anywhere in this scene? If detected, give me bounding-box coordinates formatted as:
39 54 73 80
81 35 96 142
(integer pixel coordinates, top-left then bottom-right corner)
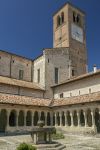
0 109 7 132
34 111 38 126
9 110 16 127
26 111 32 126
73 110 78 126
67 111 71 126
47 112 51 126
80 110 85 126
57 112 60 126
95 108 100 133
18 110 24 126
40 111 45 123
62 111 65 126
87 109 92 127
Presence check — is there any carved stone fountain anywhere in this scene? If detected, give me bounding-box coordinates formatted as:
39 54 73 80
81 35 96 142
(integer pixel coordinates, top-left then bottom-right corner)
31 120 56 144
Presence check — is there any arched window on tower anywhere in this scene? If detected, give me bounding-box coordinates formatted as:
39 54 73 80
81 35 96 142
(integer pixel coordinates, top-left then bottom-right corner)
57 15 61 27
61 12 64 24
77 14 81 26
73 12 76 23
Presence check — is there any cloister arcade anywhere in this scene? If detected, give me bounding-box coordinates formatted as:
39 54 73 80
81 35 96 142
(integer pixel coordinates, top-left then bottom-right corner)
0 107 100 133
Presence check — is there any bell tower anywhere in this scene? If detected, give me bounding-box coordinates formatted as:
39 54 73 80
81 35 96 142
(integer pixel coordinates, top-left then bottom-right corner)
53 2 87 75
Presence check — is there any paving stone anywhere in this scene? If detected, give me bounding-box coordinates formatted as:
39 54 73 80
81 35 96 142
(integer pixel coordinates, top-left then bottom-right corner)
0 134 100 150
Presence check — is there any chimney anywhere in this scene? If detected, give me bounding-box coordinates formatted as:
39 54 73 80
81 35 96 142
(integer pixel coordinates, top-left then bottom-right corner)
93 64 97 73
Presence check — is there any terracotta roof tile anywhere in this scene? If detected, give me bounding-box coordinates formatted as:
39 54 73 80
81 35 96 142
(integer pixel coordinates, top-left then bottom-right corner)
53 92 100 107
0 93 51 107
0 92 100 107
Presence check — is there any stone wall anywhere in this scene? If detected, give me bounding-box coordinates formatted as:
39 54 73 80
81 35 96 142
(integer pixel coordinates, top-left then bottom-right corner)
0 83 44 98
0 83 18 95
20 87 43 98
44 48 70 98
53 73 100 99
0 51 32 82
0 51 11 77
33 55 45 88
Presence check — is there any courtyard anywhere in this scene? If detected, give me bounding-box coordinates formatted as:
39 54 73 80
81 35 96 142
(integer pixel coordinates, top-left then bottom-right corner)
0 134 100 150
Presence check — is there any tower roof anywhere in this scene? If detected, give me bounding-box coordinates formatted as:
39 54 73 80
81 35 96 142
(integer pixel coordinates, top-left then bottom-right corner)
53 2 85 17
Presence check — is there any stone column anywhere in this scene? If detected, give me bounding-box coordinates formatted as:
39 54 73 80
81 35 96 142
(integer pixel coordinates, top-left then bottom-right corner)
24 110 27 127
32 112 34 126
50 112 53 126
6 109 11 131
77 111 80 127
84 111 88 127
45 112 47 126
70 111 74 127
91 110 95 128
60 112 62 127
16 110 19 128
55 113 57 127
64 111 67 127
38 111 41 121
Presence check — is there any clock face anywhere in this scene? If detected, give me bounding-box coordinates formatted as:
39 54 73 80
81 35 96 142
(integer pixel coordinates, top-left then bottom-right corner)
71 24 83 43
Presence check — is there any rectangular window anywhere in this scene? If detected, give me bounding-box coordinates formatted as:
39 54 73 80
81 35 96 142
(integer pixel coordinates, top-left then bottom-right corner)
55 68 58 84
19 70 24 80
72 69 75 76
37 69 40 83
60 93 63 98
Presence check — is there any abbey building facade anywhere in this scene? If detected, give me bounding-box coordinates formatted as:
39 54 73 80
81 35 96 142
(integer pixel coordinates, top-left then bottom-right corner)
0 2 100 135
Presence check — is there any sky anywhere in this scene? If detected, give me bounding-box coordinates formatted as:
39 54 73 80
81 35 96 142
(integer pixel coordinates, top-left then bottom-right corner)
0 0 99 71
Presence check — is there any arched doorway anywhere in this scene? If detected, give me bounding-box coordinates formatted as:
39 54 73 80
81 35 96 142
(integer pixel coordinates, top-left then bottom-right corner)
9 110 16 127
73 110 78 126
95 108 100 133
62 112 65 126
53 113 55 126
57 112 60 126
26 111 32 126
47 112 51 126
34 111 38 126
0 109 7 132
87 109 92 127
67 111 71 126
18 110 24 126
80 110 85 126
40 112 45 122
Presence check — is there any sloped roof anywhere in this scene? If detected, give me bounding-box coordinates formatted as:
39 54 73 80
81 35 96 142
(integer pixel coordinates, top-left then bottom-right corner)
0 93 51 107
52 70 100 88
0 76 45 91
52 91 100 107
0 92 100 108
